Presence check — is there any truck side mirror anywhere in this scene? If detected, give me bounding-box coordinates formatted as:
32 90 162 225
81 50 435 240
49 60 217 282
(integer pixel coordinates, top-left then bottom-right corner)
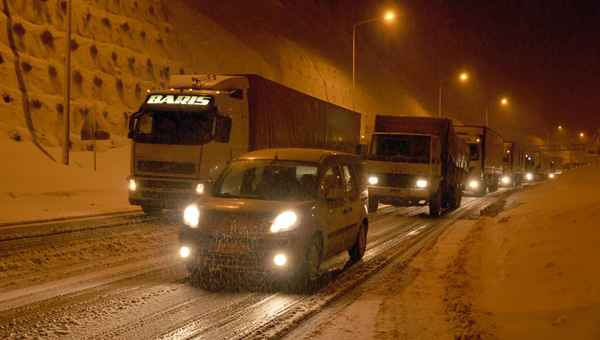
214 115 232 143
127 114 136 139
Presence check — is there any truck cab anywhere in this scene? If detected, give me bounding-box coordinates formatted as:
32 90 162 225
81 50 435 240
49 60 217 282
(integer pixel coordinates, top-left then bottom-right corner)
127 75 245 214
366 132 446 215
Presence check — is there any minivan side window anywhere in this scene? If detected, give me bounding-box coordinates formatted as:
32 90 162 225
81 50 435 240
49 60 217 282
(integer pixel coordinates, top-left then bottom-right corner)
323 166 343 199
342 164 359 199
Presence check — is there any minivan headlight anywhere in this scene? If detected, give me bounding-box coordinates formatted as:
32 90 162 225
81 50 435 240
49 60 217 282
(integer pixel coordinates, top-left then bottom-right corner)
270 211 298 233
368 176 378 185
183 205 200 228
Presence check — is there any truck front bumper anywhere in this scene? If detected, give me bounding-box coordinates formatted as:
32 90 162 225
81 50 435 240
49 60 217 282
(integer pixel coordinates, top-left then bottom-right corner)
368 186 430 206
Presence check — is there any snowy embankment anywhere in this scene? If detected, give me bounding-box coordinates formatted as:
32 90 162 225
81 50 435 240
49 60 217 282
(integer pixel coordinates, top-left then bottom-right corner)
0 137 135 224
301 164 600 340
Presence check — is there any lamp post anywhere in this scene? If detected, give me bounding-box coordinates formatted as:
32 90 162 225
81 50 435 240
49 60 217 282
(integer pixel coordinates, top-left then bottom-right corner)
352 12 394 111
62 0 72 165
485 97 508 127
438 73 467 118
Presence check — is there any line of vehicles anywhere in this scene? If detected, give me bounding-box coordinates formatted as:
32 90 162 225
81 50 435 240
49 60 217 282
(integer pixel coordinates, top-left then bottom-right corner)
125 74 562 289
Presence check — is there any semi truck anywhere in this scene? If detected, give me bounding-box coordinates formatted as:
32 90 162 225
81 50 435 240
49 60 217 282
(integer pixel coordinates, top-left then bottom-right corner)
524 151 553 181
365 116 469 216
127 74 361 214
500 141 525 186
455 126 504 196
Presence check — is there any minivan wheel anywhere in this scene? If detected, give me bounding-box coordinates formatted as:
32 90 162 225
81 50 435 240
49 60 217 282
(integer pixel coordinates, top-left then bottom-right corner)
348 222 367 262
293 236 322 291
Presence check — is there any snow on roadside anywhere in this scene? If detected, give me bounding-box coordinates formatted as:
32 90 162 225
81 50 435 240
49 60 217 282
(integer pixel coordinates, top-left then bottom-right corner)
0 137 135 224
299 164 600 340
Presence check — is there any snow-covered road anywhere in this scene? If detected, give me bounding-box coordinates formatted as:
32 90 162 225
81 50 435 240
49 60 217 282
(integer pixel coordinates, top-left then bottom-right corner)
0 192 503 339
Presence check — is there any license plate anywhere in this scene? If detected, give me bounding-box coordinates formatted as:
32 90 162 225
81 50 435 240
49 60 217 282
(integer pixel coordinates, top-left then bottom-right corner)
209 242 248 255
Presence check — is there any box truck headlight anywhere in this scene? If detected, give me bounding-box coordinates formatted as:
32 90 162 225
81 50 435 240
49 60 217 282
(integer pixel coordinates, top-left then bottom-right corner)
368 176 378 185
526 173 533 181
270 211 298 233
128 179 137 191
180 246 191 258
416 180 427 188
501 176 510 184
196 183 204 194
274 254 287 266
549 173 555 178
183 205 200 228
469 180 479 189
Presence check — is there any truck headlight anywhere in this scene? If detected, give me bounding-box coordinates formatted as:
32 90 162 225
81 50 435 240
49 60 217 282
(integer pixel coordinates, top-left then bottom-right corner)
526 173 533 180
270 211 297 233
180 246 191 258
501 176 510 184
549 173 555 178
469 180 479 188
368 176 378 185
128 179 137 191
196 183 204 194
183 205 200 228
416 180 427 188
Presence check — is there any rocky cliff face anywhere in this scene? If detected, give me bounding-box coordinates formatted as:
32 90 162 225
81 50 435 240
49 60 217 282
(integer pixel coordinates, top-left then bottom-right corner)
0 0 542 153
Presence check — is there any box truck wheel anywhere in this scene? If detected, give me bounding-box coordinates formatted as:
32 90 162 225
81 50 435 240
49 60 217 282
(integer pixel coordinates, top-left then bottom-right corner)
489 177 499 192
368 197 379 213
141 204 163 215
429 190 441 216
450 184 462 209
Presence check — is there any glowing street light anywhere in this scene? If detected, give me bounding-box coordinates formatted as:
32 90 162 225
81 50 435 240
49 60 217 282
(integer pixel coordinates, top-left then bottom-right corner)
352 11 394 111
438 72 468 118
485 97 508 127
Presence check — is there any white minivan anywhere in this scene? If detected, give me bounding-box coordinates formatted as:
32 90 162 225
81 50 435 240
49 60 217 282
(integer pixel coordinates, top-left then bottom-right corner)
178 148 369 289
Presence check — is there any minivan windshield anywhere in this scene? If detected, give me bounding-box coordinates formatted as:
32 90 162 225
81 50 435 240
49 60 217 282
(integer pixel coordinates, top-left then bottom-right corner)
369 134 430 163
213 160 319 201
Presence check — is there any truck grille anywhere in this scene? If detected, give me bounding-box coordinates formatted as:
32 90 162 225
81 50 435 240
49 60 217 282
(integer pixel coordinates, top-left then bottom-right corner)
141 191 191 200
371 173 411 187
137 160 196 175
138 179 193 190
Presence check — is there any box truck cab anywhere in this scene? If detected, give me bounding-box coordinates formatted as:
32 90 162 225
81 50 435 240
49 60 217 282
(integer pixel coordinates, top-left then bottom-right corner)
366 116 468 216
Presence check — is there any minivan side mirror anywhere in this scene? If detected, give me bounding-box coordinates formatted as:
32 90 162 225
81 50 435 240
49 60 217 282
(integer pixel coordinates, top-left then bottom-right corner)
325 187 345 201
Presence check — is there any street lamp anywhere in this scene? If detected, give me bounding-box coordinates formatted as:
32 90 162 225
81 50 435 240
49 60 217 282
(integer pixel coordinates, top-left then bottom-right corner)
352 12 394 111
438 72 468 118
485 97 508 127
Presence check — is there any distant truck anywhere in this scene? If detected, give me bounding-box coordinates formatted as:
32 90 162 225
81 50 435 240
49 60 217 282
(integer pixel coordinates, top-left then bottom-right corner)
524 151 552 181
365 116 469 216
500 141 525 186
127 74 361 214
455 126 504 196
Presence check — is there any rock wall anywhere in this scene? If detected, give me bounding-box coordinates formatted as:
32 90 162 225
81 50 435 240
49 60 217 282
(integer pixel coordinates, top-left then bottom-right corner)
0 0 543 153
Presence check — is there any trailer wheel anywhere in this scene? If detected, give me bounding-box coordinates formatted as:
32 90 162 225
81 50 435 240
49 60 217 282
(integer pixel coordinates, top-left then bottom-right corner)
429 190 441 216
367 197 379 213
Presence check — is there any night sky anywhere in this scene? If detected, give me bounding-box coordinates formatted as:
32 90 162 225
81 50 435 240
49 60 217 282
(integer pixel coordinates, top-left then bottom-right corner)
394 0 599 142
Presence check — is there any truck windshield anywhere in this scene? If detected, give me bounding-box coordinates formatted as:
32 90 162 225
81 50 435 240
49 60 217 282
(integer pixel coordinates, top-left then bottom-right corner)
369 134 430 163
132 111 213 145
213 160 319 201
468 144 481 160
